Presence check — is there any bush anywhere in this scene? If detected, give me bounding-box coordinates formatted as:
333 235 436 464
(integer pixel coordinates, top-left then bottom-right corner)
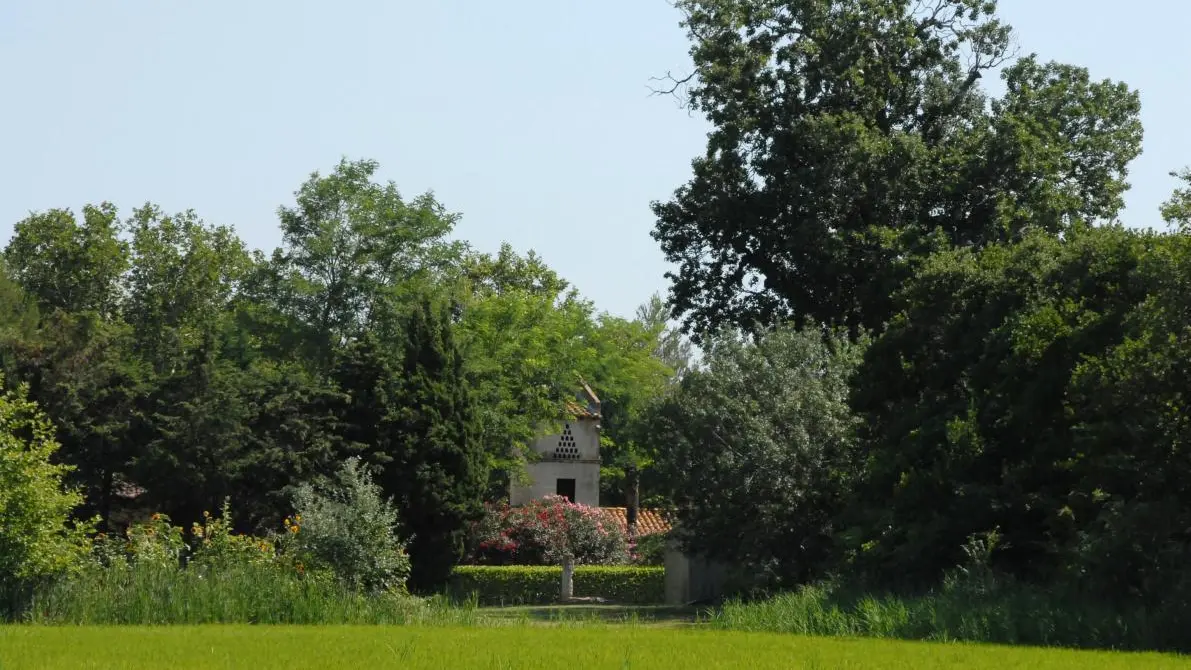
24 561 461 625
0 381 92 598
709 574 1191 653
12 493 455 626
290 457 411 593
188 500 278 571
467 495 628 566
630 532 668 566
448 565 664 605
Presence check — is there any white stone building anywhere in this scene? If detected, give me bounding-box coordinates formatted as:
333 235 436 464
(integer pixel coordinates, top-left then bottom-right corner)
509 383 603 508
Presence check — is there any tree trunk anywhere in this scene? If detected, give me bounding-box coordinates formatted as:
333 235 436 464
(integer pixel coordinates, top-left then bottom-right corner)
626 464 640 540
560 558 574 600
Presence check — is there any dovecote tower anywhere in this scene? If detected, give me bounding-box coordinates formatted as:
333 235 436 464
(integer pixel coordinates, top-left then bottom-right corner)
509 382 601 507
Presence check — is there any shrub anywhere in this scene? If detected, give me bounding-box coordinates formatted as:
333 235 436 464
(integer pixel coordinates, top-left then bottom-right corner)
123 513 186 567
25 561 447 625
189 500 278 571
290 457 411 593
13 492 451 625
467 495 628 566
0 381 92 596
709 571 1191 653
448 565 664 605
630 532 668 566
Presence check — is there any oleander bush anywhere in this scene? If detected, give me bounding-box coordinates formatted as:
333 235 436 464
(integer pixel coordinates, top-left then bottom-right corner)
466 495 628 566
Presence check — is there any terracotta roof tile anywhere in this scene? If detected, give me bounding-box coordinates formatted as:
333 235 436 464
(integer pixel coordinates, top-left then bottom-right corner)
600 507 671 537
563 398 600 419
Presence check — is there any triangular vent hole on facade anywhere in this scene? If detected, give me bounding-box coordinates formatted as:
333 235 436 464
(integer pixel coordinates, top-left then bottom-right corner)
553 423 580 460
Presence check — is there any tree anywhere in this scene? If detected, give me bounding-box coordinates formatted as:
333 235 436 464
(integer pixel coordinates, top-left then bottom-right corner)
645 324 865 587
847 225 1155 588
290 457 411 593
635 292 695 382
122 204 252 375
652 0 1142 339
1054 231 1191 602
334 297 486 591
5 312 147 528
453 246 605 496
0 378 92 593
0 263 40 373
585 312 674 508
5 203 128 318
134 322 351 533
1160 169 1191 232
275 158 466 362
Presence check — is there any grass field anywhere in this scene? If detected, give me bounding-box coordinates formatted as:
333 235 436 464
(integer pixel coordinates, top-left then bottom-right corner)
2 625 1189 669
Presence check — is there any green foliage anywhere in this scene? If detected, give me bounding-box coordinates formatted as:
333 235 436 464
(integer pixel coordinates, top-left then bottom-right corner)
188 501 280 571
1161 169 1191 231
644 324 865 587
583 311 674 507
24 495 441 625
653 0 1142 338
453 245 675 505
136 347 349 532
5 203 128 317
334 297 486 592
712 575 1191 653
3 311 147 525
275 158 465 360
847 225 1163 588
290 458 411 594
448 565 665 605
122 204 251 375
630 532 668 566
0 379 92 591
25 562 434 625
453 245 605 485
467 495 629 566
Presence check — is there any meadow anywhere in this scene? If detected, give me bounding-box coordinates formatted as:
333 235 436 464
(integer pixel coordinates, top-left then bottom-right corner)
3 625 1190 670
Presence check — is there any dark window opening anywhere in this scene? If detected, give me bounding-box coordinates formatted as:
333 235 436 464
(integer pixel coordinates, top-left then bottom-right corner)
556 478 576 502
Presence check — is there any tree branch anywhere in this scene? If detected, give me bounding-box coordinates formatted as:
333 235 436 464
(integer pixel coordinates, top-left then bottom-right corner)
648 70 697 106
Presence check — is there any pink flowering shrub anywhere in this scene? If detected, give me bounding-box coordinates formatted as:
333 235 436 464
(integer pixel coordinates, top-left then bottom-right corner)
467 495 628 566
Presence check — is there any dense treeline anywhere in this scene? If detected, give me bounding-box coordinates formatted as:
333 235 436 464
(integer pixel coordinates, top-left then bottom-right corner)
0 159 681 592
646 0 1191 612
9 0 1191 643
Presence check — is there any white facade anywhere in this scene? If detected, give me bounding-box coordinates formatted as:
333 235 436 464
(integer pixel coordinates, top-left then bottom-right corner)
509 386 602 507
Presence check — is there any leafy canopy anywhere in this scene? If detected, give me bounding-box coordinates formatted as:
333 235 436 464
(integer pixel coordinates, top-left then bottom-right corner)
653 0 1142 339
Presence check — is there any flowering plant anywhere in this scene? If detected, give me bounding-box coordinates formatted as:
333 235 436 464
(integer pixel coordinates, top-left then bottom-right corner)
123 512 186 567
468 495 628 566
188 499 276 570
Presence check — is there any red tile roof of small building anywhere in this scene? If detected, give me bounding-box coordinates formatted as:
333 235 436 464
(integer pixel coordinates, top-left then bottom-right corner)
600 507 671 537
563 398 600 419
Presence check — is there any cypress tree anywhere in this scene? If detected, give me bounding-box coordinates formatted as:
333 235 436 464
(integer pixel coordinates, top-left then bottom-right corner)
334 297 486 591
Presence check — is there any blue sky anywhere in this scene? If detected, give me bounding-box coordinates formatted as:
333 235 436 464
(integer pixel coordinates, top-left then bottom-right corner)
2 1 1188 319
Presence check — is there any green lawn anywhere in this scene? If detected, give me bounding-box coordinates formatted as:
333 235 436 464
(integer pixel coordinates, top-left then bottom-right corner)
1 625 1188 669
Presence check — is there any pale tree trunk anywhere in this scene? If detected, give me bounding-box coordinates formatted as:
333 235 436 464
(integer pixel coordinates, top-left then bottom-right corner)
560 557 575 600
626 464 640 540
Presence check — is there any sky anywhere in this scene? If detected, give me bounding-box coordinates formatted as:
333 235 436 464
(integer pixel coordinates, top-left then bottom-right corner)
2 1 1189 319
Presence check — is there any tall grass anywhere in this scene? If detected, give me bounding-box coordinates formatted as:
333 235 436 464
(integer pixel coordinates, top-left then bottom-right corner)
711 577 1191 653
19 563 483 626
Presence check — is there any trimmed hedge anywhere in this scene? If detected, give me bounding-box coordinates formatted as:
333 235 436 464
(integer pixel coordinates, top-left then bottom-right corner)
448 565 665 606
